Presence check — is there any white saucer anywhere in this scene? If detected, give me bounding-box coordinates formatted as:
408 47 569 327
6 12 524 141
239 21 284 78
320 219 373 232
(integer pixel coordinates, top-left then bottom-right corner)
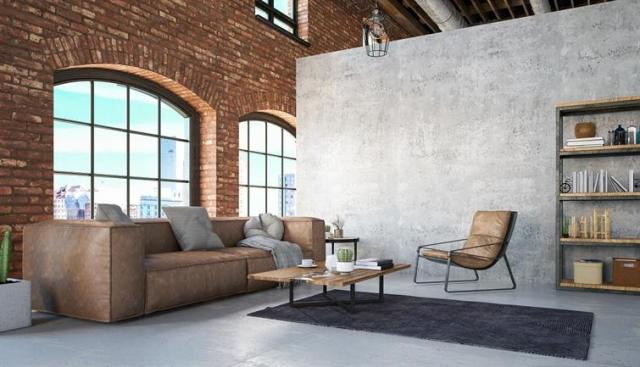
297 264 318 268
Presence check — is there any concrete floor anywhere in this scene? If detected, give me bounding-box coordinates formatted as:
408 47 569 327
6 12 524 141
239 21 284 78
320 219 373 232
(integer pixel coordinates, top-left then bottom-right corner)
1 273 639 367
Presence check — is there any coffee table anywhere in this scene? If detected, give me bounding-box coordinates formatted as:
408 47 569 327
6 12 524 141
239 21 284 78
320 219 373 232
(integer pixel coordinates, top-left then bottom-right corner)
248 261 410 313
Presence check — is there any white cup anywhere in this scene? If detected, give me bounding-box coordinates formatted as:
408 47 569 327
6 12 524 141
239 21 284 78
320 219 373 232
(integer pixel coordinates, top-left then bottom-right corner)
301 259 314 267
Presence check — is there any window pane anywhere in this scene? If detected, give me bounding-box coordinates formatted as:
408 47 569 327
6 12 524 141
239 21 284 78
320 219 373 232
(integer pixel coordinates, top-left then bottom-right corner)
94 81 126 129
161 100 189 140
255 6 268 18
94 128 126 176
130 134 158 178
161 139 189 180
249 153 266 186
249 187 265 216
54 120 91 173
267 123 282 155
274 18 294 33
283 130 296 158
161 181 189 217
283 158 295 188
267 189 282 216
130 87 158 134
54 81 90 123
53 174 91 220
239 151 248 185
239 121 248 150
284 189 296 216
249 120 266 152
239 186 248 217
267 156 282 187
129 179 158 219
94 176 127 217
274 0 294 18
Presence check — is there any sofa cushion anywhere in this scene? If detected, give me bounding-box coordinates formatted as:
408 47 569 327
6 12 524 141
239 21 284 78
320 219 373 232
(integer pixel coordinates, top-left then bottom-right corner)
134 219 180 254
211 217 249 247
144 251 246 314
421 248 493 269
163 207 224 251
244 213 284 240
95 204 134 224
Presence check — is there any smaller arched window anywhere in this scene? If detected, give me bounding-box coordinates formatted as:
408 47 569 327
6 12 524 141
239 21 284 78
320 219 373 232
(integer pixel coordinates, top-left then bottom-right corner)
239 114 296 217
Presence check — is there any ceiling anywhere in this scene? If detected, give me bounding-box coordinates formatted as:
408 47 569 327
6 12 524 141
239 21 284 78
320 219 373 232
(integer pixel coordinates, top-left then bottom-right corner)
349 0 615 36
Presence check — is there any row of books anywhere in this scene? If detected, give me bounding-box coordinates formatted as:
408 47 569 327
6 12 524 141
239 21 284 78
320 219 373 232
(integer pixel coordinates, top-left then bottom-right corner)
565 137 604 147
354 258 394 270
570 169 634 193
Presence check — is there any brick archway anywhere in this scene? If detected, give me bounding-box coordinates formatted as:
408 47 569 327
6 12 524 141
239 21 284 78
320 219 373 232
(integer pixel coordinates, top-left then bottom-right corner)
234 91 297 129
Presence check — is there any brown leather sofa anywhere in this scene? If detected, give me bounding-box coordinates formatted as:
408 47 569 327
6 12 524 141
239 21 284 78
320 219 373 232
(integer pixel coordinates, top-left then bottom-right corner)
23 217 325 323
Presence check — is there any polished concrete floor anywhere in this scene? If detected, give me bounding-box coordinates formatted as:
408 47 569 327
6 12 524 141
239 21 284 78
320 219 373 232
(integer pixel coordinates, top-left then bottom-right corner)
2 273 639 367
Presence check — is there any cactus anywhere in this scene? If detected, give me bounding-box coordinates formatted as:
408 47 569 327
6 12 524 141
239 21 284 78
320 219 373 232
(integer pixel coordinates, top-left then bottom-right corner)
336 248 353 263
0 230 11 284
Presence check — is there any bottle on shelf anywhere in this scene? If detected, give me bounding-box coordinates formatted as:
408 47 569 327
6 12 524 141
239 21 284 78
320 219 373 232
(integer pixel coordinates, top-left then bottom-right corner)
614 124 627 145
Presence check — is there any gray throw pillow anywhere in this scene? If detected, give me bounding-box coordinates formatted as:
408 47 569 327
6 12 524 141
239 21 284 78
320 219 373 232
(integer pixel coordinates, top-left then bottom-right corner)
163 207 224 251
244 213 284 240
95 204 134 224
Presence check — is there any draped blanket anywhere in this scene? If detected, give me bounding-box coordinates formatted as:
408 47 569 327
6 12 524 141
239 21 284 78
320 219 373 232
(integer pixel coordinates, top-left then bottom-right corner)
238 235 303 269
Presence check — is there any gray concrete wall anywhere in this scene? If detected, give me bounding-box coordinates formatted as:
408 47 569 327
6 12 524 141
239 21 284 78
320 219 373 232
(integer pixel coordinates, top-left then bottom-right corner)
296 0 640 284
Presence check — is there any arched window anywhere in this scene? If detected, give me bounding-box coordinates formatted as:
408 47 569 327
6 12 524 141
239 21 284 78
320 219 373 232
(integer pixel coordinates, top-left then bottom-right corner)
53 69 196 219
239 114 296 217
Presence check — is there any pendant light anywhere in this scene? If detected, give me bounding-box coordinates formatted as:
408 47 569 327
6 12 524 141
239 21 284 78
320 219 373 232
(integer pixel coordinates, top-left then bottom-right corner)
362 3 389 57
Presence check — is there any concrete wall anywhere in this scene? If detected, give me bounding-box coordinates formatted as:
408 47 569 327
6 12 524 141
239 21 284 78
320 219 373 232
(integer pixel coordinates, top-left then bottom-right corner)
296 0 640 284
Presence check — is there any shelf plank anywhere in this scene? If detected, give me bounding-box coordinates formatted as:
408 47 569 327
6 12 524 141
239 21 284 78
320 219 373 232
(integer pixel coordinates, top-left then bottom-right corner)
560 238 640 246
557 96 640 109
560 279 640 293
559 144 640 157
559 192 640 201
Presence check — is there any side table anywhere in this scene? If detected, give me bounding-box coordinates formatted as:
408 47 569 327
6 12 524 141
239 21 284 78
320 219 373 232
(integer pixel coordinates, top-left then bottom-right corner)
326 237 360 260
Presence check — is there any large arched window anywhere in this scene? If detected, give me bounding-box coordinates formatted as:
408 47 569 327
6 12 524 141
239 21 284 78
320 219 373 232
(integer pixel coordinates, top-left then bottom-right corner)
239 114 296 217
53 69 196 219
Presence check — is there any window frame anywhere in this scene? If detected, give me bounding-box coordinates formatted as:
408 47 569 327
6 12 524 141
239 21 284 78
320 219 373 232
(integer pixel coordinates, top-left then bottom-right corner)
254 0 310 47
239 112 296 217
53 68 199 218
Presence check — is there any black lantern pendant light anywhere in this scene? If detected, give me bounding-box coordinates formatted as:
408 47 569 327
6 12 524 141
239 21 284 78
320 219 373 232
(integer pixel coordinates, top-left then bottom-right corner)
362 3 389 57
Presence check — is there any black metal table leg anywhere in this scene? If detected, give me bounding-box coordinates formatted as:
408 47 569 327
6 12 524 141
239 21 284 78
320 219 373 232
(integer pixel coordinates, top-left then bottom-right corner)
289 280 294 305
323 285 327 294
354 240 357 260
331 242 334 254
379 275 384 301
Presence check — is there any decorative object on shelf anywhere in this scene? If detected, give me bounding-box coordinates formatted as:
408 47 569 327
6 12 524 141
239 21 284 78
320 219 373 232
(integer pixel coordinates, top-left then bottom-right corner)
325 254 337 272
560 177 572 193
613 124 627 145
591 208 611 240
325 224 332 239
565 209 611 240
562 218 570 238
0 230 11 283
612 258 640 287
569 216 578 238
574 259 603 285
332 215 345 238
578 216 589 239
574 122 596 138
336 247 354 273
627 125 637 144
362 3 389 57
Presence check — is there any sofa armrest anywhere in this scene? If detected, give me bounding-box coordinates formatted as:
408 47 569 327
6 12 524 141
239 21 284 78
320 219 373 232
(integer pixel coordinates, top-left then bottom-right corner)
23 220 145 322
283 217 326 262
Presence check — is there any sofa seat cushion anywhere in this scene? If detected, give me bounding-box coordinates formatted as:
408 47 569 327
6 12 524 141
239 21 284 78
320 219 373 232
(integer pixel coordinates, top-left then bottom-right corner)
215 247 271 259
144 251 247 314
421 248 493 269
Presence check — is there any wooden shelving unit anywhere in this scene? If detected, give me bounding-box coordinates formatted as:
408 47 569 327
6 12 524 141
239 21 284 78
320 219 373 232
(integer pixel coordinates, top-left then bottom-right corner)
556 97 640 295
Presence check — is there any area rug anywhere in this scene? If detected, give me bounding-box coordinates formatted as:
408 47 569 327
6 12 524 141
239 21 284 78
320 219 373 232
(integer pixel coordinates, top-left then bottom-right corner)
249 290 593 360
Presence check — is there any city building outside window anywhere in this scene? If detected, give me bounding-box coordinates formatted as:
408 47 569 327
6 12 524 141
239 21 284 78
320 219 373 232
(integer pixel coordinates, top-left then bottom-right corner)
53 72 194 220
239 116 296 217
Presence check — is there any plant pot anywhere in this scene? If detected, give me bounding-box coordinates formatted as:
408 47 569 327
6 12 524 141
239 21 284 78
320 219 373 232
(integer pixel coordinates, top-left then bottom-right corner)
575 122 596 139
325 255 338 272
333 229 344 238
0 279 31 332
336 261 354 273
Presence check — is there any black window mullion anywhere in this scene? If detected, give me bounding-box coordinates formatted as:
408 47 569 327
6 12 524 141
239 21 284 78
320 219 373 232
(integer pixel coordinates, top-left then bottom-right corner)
90 81 95 219
281 127 284 216
264 120 268 214
246 120 251 216
126 85 130 217
157 97 161 217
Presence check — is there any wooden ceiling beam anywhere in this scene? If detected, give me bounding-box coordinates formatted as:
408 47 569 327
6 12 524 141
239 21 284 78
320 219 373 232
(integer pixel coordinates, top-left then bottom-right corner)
377 0 430 36
469 0 488 22
486 0 503 20
450 0 474 24
521 0 530 15
402 0 441 33
503 0 516 18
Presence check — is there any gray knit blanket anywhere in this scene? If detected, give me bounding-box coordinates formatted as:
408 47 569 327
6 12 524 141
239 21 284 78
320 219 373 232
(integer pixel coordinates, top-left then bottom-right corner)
238 235 303 269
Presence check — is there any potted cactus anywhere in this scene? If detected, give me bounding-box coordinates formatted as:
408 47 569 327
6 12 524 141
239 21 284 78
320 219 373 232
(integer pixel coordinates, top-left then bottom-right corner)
0 230 32 332
336 247 354 273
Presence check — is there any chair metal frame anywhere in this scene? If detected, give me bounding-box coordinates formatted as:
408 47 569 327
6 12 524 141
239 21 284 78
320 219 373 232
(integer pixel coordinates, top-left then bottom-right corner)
413 212 518 293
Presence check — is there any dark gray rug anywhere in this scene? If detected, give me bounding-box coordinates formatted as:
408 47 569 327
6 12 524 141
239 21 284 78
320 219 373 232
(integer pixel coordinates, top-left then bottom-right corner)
249 290 593 360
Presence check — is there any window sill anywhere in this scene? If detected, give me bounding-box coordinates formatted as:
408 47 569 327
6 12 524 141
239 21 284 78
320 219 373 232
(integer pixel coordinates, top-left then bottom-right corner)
255 15 310 47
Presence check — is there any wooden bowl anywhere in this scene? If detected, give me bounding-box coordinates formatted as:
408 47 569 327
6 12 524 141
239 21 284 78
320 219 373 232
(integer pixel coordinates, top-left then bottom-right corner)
575 122 596 138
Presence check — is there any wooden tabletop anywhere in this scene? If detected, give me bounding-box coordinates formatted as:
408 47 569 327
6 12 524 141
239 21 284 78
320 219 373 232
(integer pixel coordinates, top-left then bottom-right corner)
248 261 410 287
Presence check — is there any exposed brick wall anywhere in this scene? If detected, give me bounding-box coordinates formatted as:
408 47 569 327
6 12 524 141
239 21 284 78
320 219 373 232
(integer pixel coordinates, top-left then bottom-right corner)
0 0 410 277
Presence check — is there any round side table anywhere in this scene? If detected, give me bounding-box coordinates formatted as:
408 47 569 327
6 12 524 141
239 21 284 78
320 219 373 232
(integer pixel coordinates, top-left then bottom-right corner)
325 237 360 260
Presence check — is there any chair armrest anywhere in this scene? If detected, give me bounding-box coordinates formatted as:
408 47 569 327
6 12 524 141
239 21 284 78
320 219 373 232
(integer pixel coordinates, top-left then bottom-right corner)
283 217 326 262
23 220 146 322
417 239 467 253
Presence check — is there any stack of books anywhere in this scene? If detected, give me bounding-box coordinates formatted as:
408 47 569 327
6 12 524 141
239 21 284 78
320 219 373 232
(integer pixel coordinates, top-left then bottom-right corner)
565 137 604 147
354 258 394 270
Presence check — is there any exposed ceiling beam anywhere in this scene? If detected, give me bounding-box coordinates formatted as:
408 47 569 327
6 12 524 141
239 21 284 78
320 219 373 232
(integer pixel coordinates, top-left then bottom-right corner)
402 0 441 33
529 0 552 13
503 0 515 18
469 0 488 22
414 0 466 31
486 0 503 20
377 0 430 36
449 0 473 25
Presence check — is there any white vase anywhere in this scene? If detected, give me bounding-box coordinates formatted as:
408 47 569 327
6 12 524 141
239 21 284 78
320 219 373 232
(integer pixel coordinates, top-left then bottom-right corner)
336 261 354 273
325 255 337 272
0 279 31 332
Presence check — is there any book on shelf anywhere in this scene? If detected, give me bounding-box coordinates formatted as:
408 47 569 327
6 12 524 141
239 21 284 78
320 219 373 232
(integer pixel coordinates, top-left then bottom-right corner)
567 169 635 193
565 137 604 147
355 258 393 266
354 264 393 271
